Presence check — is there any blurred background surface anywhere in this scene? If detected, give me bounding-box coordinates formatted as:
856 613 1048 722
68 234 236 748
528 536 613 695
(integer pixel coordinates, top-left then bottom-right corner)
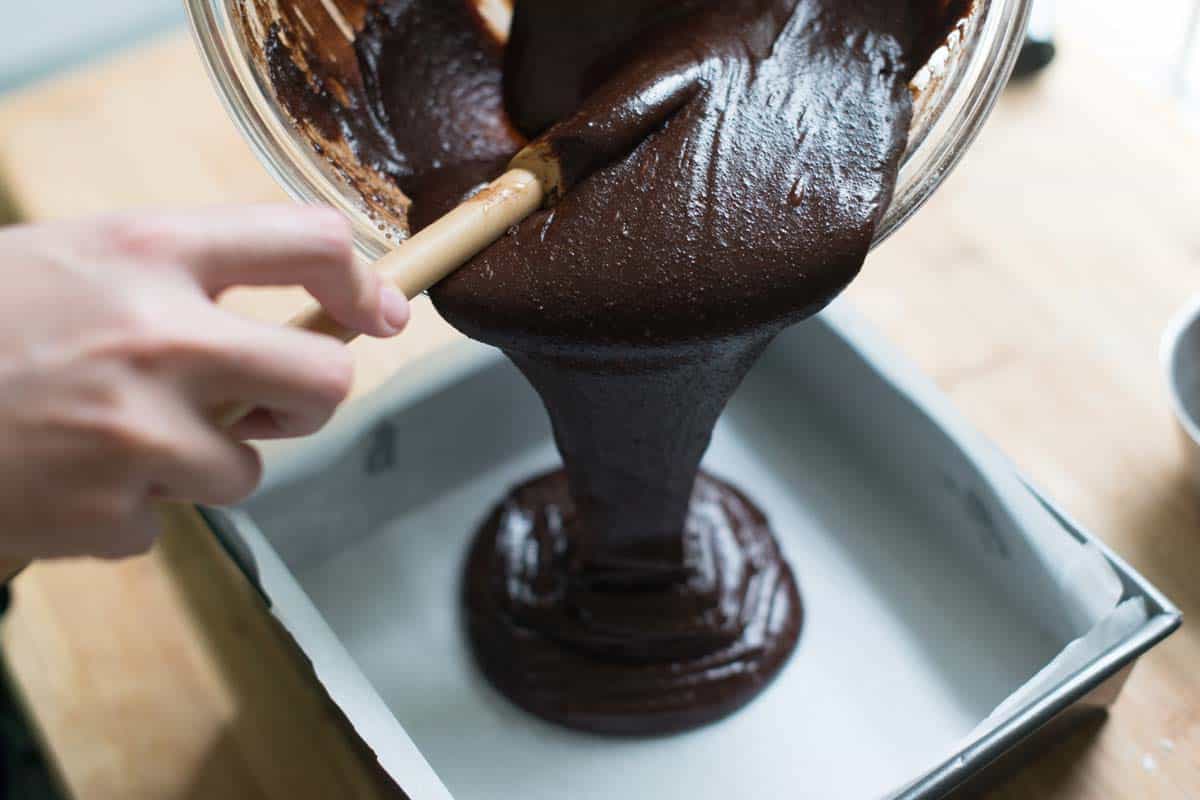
7 0 1199 119
1 0 181 94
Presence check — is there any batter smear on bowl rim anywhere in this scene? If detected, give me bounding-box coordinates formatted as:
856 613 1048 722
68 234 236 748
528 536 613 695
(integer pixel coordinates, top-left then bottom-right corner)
264 0 971 734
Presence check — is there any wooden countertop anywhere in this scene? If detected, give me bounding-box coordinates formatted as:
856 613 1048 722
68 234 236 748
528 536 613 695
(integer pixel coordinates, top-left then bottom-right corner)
0 30 1197 800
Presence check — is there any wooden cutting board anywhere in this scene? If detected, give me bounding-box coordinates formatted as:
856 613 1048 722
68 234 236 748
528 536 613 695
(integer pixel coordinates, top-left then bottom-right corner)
0 29 1197 800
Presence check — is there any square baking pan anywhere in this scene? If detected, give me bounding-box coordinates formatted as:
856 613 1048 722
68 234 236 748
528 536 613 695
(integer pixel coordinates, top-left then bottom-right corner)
204 302 1179 799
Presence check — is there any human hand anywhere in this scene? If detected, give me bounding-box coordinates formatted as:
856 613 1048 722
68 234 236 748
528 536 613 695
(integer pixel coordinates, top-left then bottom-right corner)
0 205 408 560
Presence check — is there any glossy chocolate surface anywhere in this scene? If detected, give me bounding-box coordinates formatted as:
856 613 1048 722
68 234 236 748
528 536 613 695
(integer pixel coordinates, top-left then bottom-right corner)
464 470 801 734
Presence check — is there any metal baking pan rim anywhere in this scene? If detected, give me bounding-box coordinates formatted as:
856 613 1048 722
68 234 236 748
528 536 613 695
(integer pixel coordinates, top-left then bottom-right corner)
901 486 1181 799
196 308 1183 799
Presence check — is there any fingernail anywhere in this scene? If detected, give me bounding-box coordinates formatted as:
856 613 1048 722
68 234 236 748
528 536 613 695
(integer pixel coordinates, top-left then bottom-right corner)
380 287 410 335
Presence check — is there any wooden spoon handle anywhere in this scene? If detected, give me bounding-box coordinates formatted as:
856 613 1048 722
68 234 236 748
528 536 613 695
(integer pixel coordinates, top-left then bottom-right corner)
296 167 542 328
216 166 545 428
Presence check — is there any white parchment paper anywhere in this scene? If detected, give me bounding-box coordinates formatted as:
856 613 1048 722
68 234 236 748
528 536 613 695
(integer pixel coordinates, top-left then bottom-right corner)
240 306 1138 800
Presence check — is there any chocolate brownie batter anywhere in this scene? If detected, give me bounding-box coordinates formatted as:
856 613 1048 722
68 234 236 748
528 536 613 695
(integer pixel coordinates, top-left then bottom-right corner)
265 0 968 734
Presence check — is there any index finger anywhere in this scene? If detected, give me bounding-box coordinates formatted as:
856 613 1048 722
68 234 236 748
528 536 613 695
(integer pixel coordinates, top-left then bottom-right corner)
109 205 409 338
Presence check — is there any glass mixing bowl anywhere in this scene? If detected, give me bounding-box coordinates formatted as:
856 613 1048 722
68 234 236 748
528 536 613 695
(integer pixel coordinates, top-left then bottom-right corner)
185 0 1032 261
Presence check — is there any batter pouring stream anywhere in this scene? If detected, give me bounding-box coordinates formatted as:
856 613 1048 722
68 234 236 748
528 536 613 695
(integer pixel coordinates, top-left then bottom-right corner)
266 0 969 734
